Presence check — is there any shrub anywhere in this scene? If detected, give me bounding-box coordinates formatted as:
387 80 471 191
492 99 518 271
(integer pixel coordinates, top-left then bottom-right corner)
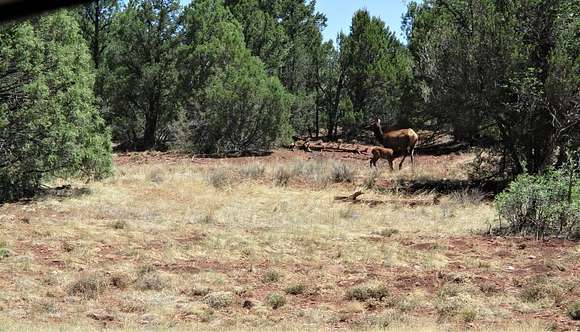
434 283 478 320
330 161 355 183
266 292 286 309
67 274 108 299
147 168 165 184
204 291 233 309
345 285 390 301
0 241 10 259
285 283 306 295
204 168 231 189
262 270 281 283
239 163 265 180
363 168 380 190
495 168 579 239
109 272 131 290
450 188 485 205
135 266 169 291
0 13 112 203
273 166 293 187
519 278 565 304
568 301 580 320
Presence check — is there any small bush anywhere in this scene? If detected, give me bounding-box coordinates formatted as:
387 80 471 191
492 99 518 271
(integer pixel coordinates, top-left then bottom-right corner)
189 285 212 296
109 272 131 290
262 270 281 283
434 283 479 320
374 228 399 237
450 188 485 205
135 266 169 291
273 166 293 187
345 285 389 301
330 161 354 183
266 292 286 309
111 220 127 230
495 168 579 239
204 291 233 309
239 163 265 180
519 280 565 304
67 274 108 299
285 283 306 295
363 168 380 190
0 241 10 258
147 168 165 184
205 168 231 189
568 301 580 320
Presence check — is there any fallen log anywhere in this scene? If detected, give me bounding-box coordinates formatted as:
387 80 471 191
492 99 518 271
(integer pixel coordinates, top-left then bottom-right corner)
334 191 442 207
192 150 272 159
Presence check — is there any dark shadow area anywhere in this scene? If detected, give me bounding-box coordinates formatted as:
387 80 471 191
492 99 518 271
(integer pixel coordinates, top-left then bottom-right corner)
415 141 470 156
396 178 510 198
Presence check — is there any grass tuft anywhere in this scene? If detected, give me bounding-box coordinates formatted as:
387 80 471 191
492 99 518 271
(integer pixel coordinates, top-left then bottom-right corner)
266 292 287 309
67 274 108 299
345 285 390 302
262 270 282 283
204 291 233 309
285 283 306 295
330 161 355 183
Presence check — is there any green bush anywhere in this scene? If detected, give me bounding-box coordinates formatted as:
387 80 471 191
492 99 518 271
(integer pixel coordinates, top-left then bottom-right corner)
345 285 390 301
265 292 286 309
0 13 112 202
568 301 580 320
495 168 579 239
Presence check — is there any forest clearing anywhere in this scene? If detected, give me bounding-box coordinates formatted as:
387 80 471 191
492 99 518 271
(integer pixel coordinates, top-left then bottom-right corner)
1 0 579 331
0 149 578 331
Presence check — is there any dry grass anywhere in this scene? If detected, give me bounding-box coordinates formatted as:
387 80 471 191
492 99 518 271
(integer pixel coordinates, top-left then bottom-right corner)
0 151 577 331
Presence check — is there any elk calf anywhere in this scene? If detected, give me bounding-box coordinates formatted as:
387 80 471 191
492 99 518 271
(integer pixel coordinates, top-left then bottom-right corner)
369 146 395 170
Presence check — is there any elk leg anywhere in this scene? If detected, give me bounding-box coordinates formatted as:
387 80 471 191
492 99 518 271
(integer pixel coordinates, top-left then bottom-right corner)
388 158 394 171
410 148 415 168
398 154 408 170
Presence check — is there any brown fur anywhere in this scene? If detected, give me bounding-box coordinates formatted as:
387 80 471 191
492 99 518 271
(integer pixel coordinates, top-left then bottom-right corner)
369 119 418 170
369 146 395 170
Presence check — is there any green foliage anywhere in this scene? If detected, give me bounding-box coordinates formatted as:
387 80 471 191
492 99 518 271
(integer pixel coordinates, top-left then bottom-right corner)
285 283 306 295
345 284 390 301
568 301 580 320
102 0 181 150
340 9 414 134
495 167 579 239
265 292 287 309
177 0 292 153
0 12 112 202
405 0 579 174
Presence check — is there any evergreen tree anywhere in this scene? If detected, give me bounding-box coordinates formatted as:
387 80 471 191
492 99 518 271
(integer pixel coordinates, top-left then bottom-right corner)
101 0 180 150
0 11 112 202
177 0 292 153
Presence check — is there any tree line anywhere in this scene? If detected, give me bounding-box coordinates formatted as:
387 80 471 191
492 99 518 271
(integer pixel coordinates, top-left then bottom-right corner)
1 0 578 201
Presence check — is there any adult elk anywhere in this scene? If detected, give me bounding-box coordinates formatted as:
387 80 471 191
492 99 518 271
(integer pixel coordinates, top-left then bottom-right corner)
367 119 418 170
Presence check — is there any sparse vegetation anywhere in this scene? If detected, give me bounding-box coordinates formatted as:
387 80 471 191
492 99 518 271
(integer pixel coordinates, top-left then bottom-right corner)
262 270 282 283
568 301 580 320
0 153 576 330
285 283 306 295
345 285 390 302
205 168 232 189
273 166 293 186
135 266 169 291
330 161 355 183
239 163 266 180
266 292 287 309
205 291 234 309
67 274 108 299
